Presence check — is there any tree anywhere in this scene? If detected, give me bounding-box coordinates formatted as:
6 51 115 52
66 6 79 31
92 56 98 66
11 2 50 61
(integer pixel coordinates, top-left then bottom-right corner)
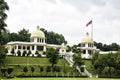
0 31 9 44
11 48 15 55
22 51 27 56
0 0 9 46
46 48 59 68
7 67 13 77
17 50 21 56
39 66 43 72
35 51 41 57
27 50 32 56
0 45 6 67
8 32 18 41
18 28 30 42
73 53 83 67
46 66 51 72
1 68 7 77
23 66 28 74
31 67 35 76
41 28 67 45
91 51 99 64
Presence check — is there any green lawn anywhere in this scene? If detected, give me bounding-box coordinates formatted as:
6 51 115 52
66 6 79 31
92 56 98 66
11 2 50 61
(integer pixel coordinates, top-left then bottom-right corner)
5 56 69 66
5 78 120 80
1 56 80 77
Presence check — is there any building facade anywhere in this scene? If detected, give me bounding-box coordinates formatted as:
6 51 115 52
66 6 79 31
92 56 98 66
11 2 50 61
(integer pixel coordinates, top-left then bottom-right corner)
6 26 67 57
78 32 100 59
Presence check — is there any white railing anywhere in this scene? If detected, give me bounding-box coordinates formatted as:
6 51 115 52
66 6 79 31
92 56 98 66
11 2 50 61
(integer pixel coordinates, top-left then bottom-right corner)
64 52 92 77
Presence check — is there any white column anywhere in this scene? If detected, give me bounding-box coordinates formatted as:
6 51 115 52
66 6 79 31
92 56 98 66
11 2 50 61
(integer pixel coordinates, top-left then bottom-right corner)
43 46 46 51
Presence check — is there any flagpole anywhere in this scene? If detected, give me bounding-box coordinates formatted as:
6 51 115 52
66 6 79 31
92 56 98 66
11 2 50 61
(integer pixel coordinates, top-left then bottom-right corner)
91 19 94 47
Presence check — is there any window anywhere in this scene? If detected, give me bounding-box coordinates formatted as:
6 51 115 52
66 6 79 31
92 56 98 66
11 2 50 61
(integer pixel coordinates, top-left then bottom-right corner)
88 50 92 55
27 46 30 50
83 50 86 54
23 46 26 49
37 46 43 51
31 39 34 42
82 44 85 47
18 46 21 49
37 38 39 42
14 46 16 49
40 38 41 42
42 39 44 43
32 46 34 50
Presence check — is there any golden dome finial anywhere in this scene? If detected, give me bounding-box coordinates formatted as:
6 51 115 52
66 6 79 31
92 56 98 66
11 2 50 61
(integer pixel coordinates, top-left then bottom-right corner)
37 25 40 30
86 32 89 36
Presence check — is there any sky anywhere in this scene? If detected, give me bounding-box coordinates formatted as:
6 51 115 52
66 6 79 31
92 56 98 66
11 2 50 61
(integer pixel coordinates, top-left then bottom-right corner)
5 0 120 45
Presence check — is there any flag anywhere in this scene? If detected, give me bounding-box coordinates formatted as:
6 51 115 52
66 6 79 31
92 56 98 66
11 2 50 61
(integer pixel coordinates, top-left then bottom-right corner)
86 20 92 27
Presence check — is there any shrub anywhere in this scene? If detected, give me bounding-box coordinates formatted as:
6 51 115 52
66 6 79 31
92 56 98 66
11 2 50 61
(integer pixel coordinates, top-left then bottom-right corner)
22 51 27 56
46 66 51 72
17 50 21 56
1 68 7 77
7 67 14 76
39 66 43 72
23 67 28 74
31 67 35 73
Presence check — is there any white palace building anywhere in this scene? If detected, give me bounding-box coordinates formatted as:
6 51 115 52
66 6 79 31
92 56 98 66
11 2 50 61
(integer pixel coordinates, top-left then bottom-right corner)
6 26 67 57
78 32 100 59
6 25 101 59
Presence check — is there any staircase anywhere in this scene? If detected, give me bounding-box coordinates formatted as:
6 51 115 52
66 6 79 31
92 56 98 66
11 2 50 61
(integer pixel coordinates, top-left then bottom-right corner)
64 52 92 77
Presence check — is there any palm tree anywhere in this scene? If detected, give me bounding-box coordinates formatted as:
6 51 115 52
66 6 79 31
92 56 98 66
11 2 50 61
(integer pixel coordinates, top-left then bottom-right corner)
0 0 9 34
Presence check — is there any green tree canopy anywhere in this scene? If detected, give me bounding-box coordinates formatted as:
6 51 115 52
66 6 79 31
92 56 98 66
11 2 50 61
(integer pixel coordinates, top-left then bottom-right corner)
41 28 67 45
46 48 59 67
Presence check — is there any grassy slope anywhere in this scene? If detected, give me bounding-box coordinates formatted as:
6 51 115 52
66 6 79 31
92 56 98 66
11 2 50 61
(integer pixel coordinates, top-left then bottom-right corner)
5 56 69 66
6 78 120 80
2 56 80 77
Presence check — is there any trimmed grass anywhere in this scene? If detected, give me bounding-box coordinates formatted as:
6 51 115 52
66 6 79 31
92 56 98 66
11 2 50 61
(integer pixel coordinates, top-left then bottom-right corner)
6 78 120 80
1 56 80 77
5 56 69 66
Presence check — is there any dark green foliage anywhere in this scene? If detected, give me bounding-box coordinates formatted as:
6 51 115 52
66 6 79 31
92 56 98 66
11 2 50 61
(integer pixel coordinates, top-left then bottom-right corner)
94 42 120 51
17 50 21 56
91 51 99 64
52 66 60 72
39 66 43 72
31 67 35 74
0 0 9 46
18 28 30 42
0 31 9 44
27 50 32 56
1 68 7 77
41 28 67 45
35 51 41 57
7 67 13 75
23 66 28 74
11 48 15 55
93 50 120 77
73 53 84 67
8 32 19 41
22 51 27 56
0 45 6 67
46 66 51 72
80 67 84 72
46 48 59 67
0 0 9 33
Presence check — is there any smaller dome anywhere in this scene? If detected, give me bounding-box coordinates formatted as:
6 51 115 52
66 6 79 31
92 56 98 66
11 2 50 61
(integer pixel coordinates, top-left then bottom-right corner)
81 32 93 43
30 25 45 38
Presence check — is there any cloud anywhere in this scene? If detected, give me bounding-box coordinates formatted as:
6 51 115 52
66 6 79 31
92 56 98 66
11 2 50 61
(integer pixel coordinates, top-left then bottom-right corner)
5 0 120 45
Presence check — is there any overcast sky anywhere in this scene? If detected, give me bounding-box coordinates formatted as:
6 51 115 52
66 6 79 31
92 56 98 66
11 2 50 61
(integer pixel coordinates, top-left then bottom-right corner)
5 0 120 45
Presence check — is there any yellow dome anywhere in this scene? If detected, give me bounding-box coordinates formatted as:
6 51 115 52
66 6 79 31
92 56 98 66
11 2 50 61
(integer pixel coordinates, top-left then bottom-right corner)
30 25 45 38
81 32 93 43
